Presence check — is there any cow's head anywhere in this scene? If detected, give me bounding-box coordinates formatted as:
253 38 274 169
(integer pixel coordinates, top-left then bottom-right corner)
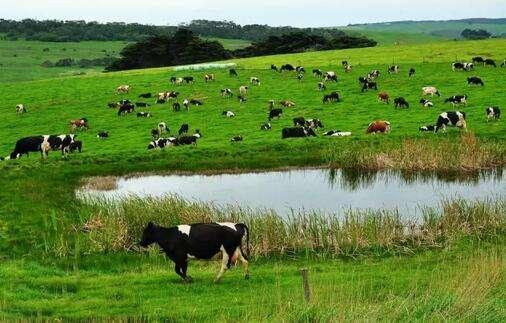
9 152 20 159
140 222 157 247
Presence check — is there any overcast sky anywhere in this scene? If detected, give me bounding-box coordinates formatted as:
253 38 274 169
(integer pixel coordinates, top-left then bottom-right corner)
3 0 505 27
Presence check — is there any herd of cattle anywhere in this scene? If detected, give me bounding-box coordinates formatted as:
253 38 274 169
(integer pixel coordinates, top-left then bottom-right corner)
2 56 503 161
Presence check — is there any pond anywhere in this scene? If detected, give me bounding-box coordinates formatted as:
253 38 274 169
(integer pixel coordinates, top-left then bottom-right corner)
78 168 505 219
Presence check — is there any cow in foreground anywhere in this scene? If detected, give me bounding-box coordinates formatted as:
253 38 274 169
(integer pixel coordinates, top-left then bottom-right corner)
435 111 466 132
9 134 75 159
139 222 249 283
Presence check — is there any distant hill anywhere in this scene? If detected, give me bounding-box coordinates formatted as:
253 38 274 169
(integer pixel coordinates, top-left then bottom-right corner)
345 18 506 39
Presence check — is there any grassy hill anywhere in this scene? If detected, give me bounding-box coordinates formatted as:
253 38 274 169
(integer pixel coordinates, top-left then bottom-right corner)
0 39 504 320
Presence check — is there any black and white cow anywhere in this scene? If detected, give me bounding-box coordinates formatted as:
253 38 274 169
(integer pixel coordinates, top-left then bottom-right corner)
435 111 467 132
230 135 243 142
189 99 203 106
408 68 415 78
97 131 109 139
260 122 271 130
222 110 235 118
486 107 501 121
139 222 249 282
419 125 436 132
323 91 340 103
313 69 323 77
296 66 305 73
452 62 465 71
135 102 150 108
270 64 278 72
268 108 283 121
147 137 176 150
118 103 135 116
293 118 323 129
467 76 484 86
281 127 316 139
16 104 26 114
183 76 194 84
220 88 233 97
388 65 399 74
445 95 468 106
419 99 434 108
368 70 380 79
361 81 378 92
237 94 247 104
317 82 326 91
137 112 152 118
9 134 75 159
250 77 260 86
394 97 409 109
323 130 351 137
178 123 189 135
323 71 337 82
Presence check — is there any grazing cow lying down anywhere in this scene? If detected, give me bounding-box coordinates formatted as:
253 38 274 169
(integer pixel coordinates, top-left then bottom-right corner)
147 137 176 150
293 117 323 129
366 121 391 134
419 125 436 132
420 99 434 108
9 134 76 159
139 222 249 283
435 111 466 132
281 126 316 139
422 86 440 97
323 130 351 137
486 107 500 121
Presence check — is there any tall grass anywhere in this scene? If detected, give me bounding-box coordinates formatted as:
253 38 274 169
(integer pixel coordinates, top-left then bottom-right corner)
72 195 505 258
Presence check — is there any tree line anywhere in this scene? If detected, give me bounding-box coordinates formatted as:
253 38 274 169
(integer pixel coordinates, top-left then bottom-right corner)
105 29 376 71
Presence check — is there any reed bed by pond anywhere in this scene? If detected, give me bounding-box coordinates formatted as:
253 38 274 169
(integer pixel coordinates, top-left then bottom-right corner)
73 195 505 258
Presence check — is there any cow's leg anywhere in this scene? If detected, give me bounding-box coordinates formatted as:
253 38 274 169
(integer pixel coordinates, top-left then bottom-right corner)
236 247 250 279
214 246 230 283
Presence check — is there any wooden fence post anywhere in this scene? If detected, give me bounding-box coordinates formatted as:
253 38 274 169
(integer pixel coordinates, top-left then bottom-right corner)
300 268 311 303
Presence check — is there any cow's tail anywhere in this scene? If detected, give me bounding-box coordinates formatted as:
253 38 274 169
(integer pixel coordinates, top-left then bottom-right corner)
238 223 250 260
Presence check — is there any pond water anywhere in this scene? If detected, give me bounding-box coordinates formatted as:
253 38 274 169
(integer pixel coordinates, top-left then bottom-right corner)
78 168 505 219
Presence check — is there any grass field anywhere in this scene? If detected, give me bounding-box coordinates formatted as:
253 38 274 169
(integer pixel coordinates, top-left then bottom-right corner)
0 38 504 320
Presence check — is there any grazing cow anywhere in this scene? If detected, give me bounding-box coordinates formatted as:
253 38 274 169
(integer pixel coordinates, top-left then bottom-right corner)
317 82 326 91
271 64 278 71
229 68 238 77
69 140 82 153
368 70 381 79
281 126 316 139
173 102 181 112
182 99 190 111
158 122 168 134
280 64 295 72
268 109 283 121
190 99 203 106
69 118 88 131
388 65 399 74
135 102 150 107
467 76 484 86
139 92 152 98
16 104 26 114
486 107 501 121
445 95 468 106
9 134 76 159
394 97 409 109
344 65 352 73
183 76 194 84
178 124 189 135
323 71 337 82
484 59 496 67
239 86 248 96
296 66 305 73
260 122 271 130
221 88 233 97
463 62 474 71
176 135 198 146
280 100 295 107
97 131 109 139
313 69 323 77
147 137 176 150
230 135 243 142
419 125 436 132
237 94 247 104
222 110 235 118
323 92 340 103
204 74 215 82
361 81 378 92
420 99 434 108
137 112 152 118
452 62 465 71
250 77 260 85
116 85 130 94
139 222 249 282
472 56 484 64
366 121 391 134
435 111 466 132
118 103 135 116
422 86 440 97
377 92 390 104
408 68 416 78
323 130 352 137
296 73 304 81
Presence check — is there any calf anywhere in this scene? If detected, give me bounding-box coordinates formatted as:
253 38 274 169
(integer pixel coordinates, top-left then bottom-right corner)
296 66 305 73
139 92 152 98
230 135 243 142
182 99 190 111
183 76 194 84
422 86 440 97
158 122 168 134
268 108 283 121
419 125 436 132
260 122 271 130
394 97 409 109
222 110 235 118
137 112 152 118
435 111 466 132
366 121 391 134
484 59 496 67
408 68 415 78
238 94 247 104
486 107 500 121
270 64 278 72
281 127 316 139
190 99 203 106
69 118 88 131
296 73 304 81
16 104 26 114
419 99 434 108
344 65 352 73
151 129 160 139
445 95 467 106
388 65 399 74
178 124 189 135
323 92 340 103
377 92 390 104
175 135 198 146
368 70 380 79
97 131 109 139
139 222 249 282
467 76 484 86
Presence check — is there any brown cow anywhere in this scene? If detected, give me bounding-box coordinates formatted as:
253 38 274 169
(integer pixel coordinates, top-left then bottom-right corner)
69 118 88 131
366 120 391 134
377 92 390 104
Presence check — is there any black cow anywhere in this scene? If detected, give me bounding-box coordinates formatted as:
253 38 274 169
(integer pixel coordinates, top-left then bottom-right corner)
361 81 378 92
178 124 189 135
270 64 278 71
467 76 484 86
484 59 496 67
69 140 82 153
486 107 501 121
135 102 150 107
173 102 181 112
281 127 316 139
419 125 436 132
190 99 203 106
139 222 249 282
472 56 484 64
313 69 323 77
452 62 465 71
435 111 466 132
118 103 135 116
139 93 152 98
394 97 409 108
97 131 109 139
229 68 238 77
445 95 468 106
280 64 295 72
323 91 340 103
268 109 283 121
183 76 194 84
408 68 415 78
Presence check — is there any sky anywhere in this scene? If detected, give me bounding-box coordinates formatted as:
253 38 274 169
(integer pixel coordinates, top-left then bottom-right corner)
3 0 506 27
